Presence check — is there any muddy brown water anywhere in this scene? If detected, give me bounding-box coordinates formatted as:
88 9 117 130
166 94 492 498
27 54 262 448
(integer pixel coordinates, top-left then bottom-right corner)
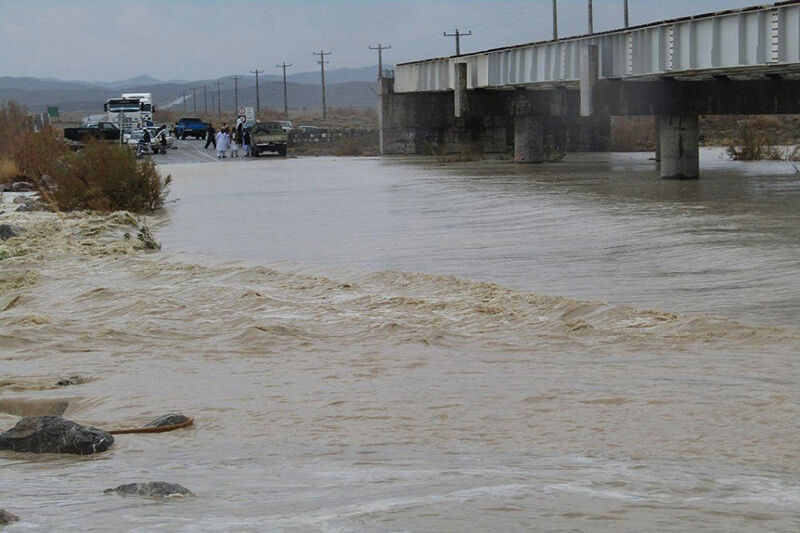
0 148 798 531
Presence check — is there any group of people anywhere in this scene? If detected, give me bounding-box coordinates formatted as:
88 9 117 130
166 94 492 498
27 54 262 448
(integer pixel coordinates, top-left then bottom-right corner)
204 118 252 159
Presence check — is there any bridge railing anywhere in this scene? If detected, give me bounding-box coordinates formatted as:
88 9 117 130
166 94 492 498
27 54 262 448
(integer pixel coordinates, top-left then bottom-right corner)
395 1 800 93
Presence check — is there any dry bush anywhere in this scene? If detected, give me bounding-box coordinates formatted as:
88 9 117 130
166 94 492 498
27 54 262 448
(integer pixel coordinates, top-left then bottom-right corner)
0 158 20 184
725 117 786 161
611 116 656 151
13 125 69 180
49 140 170 212
0 101 32 160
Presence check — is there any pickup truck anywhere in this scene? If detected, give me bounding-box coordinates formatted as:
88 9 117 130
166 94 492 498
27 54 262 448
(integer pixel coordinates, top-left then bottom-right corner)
174 117 209 140
63 122 121 142
250 122 288 157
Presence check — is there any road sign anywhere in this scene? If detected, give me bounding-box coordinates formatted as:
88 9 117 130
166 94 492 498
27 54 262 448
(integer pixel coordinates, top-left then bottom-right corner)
238 107 246 117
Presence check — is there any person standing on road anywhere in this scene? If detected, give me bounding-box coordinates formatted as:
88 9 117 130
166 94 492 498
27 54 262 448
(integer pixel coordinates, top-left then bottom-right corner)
216 127 228 158
242 129 251 157
230 127 239 157
205 124 216 150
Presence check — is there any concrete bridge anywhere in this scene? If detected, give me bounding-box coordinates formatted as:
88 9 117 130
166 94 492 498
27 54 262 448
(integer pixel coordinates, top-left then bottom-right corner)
380 0 800 178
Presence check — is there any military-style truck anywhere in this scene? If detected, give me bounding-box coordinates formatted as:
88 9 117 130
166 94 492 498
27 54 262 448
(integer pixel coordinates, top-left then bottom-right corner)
63 122 122 142
250 122 288 157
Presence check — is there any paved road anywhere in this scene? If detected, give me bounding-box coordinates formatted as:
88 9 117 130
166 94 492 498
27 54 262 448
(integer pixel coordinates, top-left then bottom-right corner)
150 139 286 165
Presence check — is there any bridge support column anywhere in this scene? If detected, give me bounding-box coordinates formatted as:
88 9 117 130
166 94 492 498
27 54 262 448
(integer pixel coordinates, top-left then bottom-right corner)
659 115 699 179
654 116 661 162
514 116 544 163
454 62 468 117
580 45 598 117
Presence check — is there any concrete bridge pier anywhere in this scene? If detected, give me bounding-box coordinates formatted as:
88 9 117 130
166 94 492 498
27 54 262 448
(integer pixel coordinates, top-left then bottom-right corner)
659 115 699 179
514 116 544 163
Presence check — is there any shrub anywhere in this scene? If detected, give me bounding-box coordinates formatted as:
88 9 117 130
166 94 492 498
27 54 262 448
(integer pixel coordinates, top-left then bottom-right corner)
725 118 785 161
49 140 171 212
0 158 20 184
13 125 69 181
0 101 31 160
611 116 657 151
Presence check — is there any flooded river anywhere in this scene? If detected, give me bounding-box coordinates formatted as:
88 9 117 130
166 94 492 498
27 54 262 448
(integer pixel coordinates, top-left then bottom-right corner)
1 150 799 531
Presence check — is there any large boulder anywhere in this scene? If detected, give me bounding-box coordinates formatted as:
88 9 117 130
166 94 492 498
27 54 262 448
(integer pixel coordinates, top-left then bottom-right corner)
11 182 34 192
104 481 194 498
0 509 19 526
144 414 191 428
0 416 114 455
0 225 21 241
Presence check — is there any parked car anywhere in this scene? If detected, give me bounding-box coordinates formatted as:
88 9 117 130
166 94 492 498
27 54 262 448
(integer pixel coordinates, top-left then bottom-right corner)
126 130 163 154
297 125 321 133
146 127 175 149
173 117 209 139
277 120 293 133
250 122 288 157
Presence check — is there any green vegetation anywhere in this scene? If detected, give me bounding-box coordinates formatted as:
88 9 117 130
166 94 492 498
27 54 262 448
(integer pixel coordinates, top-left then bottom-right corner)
123 222 161 250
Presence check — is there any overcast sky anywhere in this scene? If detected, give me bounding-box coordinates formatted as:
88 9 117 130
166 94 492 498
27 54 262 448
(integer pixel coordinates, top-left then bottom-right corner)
1 0 765 81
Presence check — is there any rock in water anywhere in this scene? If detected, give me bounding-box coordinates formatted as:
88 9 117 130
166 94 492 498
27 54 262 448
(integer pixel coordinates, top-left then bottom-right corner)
0 416 114 455
144 414 191 428
0 225 21 241
104 481 194 498
0 509 19 525
56 375 87 387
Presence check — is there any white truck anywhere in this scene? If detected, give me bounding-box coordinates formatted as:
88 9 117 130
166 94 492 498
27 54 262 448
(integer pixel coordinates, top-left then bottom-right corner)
103 93 154 132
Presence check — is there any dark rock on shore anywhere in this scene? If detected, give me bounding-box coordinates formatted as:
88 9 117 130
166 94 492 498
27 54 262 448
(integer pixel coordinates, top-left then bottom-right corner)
144 414 191 428
0 225 21 241
104 481 194 498
0 416 113 455
11 182 34 192
0 509 19 525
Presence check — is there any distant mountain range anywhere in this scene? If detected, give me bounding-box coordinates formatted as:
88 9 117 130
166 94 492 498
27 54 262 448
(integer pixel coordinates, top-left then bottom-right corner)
0 66 387 115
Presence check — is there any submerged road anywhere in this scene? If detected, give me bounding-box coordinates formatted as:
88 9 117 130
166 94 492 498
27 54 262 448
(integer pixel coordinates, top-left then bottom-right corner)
151 138 285 165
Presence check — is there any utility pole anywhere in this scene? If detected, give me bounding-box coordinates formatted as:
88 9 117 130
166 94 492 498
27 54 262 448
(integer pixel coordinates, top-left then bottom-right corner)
369 43 391 79
588 0 594 34
444 29 472 56
276 63 292 118
552 0 558 40
313 50 331 120
624 0 629 28
230 75 242 114
250 68 264 118
203 85 209 115
191 87 198 115
215 80 223 120
182 91 187 113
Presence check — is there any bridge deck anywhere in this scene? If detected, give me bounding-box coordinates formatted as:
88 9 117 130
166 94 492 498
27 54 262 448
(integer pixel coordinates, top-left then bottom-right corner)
395 0 800 93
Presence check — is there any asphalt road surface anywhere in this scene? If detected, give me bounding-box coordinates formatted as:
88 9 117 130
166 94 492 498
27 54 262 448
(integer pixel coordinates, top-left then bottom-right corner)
151 138 285 164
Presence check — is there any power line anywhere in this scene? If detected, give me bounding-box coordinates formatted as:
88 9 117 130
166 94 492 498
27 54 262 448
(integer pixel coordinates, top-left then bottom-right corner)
250 69 264 118
230 75 242 114
368 43 391 79
443 29 471 56
313 50 331 120
276 63 292 118
215 80 223 120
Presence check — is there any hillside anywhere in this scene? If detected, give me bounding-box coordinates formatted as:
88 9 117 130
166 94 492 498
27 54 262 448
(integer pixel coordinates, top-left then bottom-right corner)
0 67 382 115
